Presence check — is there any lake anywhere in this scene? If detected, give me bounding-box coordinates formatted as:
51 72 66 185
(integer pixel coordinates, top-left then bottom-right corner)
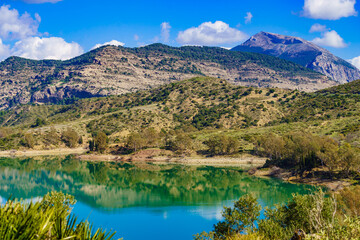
0 156 318 240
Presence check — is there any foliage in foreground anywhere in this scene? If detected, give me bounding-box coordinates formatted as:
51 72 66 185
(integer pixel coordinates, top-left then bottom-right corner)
0 191 119 240
195 187 360 240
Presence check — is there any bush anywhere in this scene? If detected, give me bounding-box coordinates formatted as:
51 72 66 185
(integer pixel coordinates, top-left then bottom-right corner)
167 133 194 155
43 127 60 146
22 133 35 148
195 189 345 240
61 128 79 148
254 132 359 172
94 131 108 153
204 135 240 156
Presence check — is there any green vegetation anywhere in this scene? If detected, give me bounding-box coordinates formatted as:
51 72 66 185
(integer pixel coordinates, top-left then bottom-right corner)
0 77 359 183
195 187 360 240
0 191 118 240
254 132 360 173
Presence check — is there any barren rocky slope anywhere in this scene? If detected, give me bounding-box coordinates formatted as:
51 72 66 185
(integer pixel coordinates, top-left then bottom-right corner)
0 43 333 109
232 32 360 83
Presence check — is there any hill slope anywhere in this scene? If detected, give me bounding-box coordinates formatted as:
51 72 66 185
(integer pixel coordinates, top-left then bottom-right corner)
232 32 360 84
0 77 359 152
0 43 333 109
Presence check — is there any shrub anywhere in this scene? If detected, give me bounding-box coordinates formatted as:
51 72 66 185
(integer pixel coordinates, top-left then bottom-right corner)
22 133 35 148
94 131 108 153
204 135 240 156
61 128 79 148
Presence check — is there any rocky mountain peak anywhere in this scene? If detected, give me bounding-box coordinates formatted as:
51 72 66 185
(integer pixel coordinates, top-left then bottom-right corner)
232 32 360 83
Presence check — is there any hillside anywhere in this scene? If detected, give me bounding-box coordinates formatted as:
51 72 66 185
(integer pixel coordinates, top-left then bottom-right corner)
232 32 360 83
0 43 333 109
0 76 359 153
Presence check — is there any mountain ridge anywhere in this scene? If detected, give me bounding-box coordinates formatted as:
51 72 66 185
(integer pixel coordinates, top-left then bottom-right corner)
232 31 360 83
0 43 334 109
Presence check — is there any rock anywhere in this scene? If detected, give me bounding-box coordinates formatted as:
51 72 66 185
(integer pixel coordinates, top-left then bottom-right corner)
0 44 334 109
232 32 360 83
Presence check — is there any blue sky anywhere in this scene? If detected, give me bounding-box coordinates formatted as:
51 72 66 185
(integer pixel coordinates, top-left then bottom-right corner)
1 0 360 68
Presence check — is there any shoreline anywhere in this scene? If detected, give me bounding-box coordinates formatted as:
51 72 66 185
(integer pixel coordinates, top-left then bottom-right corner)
0 148 353 190
249 166 352 191
0 148 267 167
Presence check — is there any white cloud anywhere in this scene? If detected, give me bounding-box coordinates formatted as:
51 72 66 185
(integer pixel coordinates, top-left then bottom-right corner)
349 56 360 70
309 23 327 33
0 5 40 40
91 40 125 50
0 38 10 60
22 0 62 3
312 30 347 48
244 12 253 24
161 22 171 43
12 37 84 60
303 0 357 20
177 21 248 46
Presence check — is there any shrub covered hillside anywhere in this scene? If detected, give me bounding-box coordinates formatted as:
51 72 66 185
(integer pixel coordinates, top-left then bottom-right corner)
0 77 359 170
0 77 296 151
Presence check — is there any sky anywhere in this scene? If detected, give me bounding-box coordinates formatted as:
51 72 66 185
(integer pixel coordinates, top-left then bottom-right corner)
0 0 360 69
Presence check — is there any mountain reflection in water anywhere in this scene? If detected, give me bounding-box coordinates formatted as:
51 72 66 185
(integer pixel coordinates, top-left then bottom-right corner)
0 157 318 240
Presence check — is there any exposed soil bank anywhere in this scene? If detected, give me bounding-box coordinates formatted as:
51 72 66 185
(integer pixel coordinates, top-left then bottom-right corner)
0 148 86 157
0 148 267 167
249 167 352 191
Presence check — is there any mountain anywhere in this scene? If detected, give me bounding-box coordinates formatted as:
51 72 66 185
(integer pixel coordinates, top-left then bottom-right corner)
232 32 360 84
0 43 334 109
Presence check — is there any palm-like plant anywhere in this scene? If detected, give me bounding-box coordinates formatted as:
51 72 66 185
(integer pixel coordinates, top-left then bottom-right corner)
0 192 119 240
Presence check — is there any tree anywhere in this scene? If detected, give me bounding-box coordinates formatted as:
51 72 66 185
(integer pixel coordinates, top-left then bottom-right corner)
94 131 108 153
213 194 261 239
43 127 60 146
339 143 359 176
61 128 79 148
126 132 146 152
167 133 194 155
23 133 35 148
89 140 95 152
204 135 240 156
317 138 339 173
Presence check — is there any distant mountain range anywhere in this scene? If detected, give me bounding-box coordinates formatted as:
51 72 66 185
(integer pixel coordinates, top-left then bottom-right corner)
0 44 332 109
232 32 360 84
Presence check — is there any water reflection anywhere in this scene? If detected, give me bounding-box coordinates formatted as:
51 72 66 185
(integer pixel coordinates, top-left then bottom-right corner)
0 157 318 240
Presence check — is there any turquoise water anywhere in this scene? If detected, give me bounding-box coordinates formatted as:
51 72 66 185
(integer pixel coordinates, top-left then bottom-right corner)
0 157 318 240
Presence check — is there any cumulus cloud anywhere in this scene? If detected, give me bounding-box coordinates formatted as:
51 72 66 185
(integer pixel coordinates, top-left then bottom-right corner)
349 56 360 70
244 12 253 24
177 21 248 46
0 5 40 40
309 23 327 33
161 22 171 43
22 0 62 3
0 38 10 60
91 40 125 50
303 0 357 20
312 30 347 48
12 37 84 60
